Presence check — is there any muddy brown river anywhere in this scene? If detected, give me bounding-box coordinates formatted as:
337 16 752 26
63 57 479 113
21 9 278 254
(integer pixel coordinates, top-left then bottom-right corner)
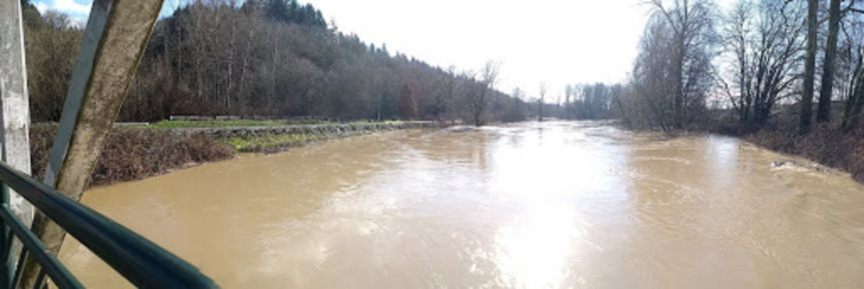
58 121 864 288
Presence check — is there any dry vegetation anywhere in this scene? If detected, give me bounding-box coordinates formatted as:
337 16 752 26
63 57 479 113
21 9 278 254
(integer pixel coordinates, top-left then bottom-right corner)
611 0 864 184
743 125 864 183
30 126 234 187
28 121 426 187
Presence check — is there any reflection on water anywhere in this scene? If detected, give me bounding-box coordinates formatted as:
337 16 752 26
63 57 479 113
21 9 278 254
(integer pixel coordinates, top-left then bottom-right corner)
59 121 864 288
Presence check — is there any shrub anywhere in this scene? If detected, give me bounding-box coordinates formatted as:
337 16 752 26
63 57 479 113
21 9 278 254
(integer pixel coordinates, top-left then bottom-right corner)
743 124 864 184
30 126 234 187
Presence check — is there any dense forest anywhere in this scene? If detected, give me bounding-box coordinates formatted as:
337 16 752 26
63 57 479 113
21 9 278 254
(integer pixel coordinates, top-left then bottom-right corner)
20 0 526 125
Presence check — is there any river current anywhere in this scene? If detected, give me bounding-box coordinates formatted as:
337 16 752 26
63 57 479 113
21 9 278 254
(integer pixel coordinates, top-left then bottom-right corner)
59 121 864 288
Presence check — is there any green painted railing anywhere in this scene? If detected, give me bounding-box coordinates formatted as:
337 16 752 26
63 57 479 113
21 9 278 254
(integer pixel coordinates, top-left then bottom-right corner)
0 161 218 288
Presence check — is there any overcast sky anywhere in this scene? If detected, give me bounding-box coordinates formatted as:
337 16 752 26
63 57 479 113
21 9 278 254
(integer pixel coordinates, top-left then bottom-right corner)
32 0 678 100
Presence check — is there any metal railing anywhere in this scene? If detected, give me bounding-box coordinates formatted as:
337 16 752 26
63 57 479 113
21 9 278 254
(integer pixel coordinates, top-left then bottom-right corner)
0 161 218 288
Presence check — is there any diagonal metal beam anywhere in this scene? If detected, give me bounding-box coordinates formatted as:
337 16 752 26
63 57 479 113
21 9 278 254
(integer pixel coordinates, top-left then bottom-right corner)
43 0 165 191
22 0 165 287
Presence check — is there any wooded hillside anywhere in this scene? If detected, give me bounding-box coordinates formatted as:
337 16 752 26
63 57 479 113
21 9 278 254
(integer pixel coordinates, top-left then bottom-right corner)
20 0 525 124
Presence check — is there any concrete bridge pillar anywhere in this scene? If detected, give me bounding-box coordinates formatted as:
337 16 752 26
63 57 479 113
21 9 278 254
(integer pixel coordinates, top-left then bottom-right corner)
0 0 35 228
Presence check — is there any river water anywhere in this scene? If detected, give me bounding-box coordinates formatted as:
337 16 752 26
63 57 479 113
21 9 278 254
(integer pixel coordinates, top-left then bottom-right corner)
58 121 864 288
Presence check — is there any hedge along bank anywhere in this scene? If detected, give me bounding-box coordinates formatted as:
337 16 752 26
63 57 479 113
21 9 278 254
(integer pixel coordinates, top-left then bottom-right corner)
30 121 440 187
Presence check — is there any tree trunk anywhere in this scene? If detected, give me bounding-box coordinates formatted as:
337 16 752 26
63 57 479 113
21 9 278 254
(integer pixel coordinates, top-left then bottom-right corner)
844 68 864 130
843 53 863 130
538 99 544 122
817 0 842 123
269 41 277 114
852 89 864 129
226 17 235 109
673 42 685 129
473 89 485 126
799 0 819 133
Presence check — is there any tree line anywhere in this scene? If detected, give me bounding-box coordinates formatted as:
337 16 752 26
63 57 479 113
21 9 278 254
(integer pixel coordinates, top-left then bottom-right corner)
535 0 864 134
20 0 526 125
615 0 864 133
25 0 864 133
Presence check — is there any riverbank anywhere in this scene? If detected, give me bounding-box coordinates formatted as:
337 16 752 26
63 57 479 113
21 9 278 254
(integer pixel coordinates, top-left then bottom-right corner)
708 120 864 184
739 126 864 184
61 121 864 288
173 121 435 153
615 118 864 184
30 121 438 187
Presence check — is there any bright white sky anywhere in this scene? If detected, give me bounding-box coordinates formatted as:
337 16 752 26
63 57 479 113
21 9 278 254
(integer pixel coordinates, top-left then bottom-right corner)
32 0 735 100
308 0 654 100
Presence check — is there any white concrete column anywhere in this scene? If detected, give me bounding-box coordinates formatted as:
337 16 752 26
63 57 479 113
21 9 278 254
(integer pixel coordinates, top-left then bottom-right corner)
0 0 35 226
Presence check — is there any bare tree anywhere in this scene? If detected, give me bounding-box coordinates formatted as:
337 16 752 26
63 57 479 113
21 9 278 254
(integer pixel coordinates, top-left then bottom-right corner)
817 0 844 122
538 82 547 121
24 12 82 121
564 84 574 119
842 2 864 129
843 49 864 129
443 66 459 122
800 0 819 133
632 16 678 130
467 61 499 126
718 0 805 126
628 0 716 130
648 0 718 129
501 87 526 122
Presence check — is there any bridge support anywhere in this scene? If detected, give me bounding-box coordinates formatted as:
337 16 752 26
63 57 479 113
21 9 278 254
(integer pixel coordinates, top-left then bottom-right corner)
20 0 165 287
0 0 35 229
0 0 36 286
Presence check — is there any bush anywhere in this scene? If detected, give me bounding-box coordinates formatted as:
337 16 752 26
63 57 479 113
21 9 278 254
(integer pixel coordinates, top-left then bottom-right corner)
744 124 864 183
30 126 234 187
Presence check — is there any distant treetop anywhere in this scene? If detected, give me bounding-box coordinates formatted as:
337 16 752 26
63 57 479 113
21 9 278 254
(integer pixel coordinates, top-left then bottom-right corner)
243 0 327 28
